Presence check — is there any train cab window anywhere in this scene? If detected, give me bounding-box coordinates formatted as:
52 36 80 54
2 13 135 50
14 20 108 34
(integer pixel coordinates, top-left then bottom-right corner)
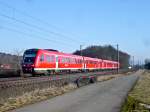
40 54 44 62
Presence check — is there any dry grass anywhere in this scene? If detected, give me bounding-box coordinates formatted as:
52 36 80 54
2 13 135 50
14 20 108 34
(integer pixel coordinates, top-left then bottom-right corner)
121 70 150 112
97 74 122 82
129 71 150 104
0 83 77 112
97 70 135 82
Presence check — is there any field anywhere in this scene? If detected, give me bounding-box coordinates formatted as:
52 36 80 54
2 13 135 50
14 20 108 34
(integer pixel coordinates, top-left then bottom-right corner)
122 70 150 112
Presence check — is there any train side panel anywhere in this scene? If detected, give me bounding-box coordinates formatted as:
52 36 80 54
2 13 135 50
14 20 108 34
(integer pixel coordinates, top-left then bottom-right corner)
22 49 120 75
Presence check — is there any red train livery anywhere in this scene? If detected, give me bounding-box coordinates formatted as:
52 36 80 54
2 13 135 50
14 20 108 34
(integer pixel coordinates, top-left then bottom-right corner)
22 49 119 75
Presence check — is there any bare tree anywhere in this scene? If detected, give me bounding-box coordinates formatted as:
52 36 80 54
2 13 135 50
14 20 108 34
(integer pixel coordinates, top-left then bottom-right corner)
13 49 24 77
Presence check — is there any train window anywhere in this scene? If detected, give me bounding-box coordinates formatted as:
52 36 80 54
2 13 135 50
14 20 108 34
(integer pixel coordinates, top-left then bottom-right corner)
66 58 69 63
62 57 65 63
52 56 55 62
65 58 67 63
62 58 64 63
79 59 81 64
80 60 82 63
40 54 44 62
76 59 78 64
75 59 78 64
75 59 77 64
86 60 88 64
24 49 38 55
64 58 67 63
46 55 51 62
24 57 35 63
69 58 70 63
78 59 80 64
73 58 76 63
78 60 80 64
70 58 74 63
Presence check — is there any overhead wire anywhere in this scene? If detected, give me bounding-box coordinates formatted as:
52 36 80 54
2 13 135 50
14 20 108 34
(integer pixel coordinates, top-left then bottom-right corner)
1 28 76 52
0 0 84 44
0 25 76 48
0 18 77 46
0 12 81 47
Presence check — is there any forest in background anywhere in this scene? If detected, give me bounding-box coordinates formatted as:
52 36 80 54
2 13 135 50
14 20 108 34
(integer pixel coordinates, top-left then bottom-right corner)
73 45 130 68
0 52 21 69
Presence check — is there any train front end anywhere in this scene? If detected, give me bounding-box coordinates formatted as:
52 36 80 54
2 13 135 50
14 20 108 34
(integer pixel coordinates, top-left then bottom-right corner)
22 49 38 74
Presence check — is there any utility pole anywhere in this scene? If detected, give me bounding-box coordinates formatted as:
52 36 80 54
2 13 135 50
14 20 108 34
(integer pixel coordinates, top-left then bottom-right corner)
132 56 134 69
80 45 83 56
117 44 119 73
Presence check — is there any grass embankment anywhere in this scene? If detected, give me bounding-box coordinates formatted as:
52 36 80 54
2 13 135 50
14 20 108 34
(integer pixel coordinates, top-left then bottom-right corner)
122 70 150 112
0 84 77 112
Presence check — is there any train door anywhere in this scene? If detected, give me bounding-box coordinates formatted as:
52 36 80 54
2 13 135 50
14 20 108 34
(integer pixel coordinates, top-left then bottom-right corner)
56 55 58 69
82 57 85 69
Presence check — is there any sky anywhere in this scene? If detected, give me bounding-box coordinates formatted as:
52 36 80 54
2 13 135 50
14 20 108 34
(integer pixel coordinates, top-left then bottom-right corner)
0 0 150 63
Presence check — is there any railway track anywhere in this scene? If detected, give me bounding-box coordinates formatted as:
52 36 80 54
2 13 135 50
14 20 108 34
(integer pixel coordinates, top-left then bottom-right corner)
0 70 114 82
0 69 133 88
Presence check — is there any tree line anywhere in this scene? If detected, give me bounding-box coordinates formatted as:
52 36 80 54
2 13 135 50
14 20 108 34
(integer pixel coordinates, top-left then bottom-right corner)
73 45 130 68
144 59 150 69
0 52 21 69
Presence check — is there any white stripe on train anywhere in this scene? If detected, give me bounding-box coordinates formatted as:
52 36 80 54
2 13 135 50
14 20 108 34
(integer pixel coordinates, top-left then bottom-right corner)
34 67 118 71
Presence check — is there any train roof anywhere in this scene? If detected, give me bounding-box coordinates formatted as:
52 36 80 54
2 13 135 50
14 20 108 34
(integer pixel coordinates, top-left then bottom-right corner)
25 49 118 63
39 49 83 59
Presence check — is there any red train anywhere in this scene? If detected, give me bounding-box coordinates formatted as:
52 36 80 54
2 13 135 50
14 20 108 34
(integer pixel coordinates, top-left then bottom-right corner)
22 49 119 75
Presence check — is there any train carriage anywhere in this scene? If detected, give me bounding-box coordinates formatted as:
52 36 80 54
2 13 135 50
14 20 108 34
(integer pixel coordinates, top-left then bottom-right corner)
22 48 120 76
